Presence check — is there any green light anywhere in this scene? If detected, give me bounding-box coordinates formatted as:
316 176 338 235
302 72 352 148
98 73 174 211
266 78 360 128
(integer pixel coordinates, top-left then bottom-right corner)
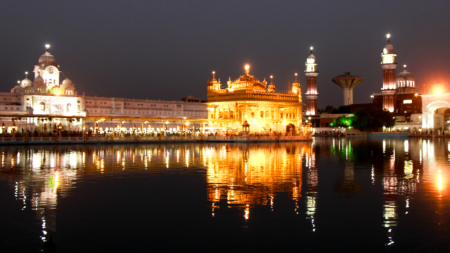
330 123 334 126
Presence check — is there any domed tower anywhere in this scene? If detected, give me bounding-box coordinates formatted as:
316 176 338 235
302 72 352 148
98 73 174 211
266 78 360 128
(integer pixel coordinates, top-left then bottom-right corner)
396 65 416 93
267 75 276 93
381 34 397 112
20 72 32 88
207 71 221 93
33 44 60 90
304 47 318 115
292 73 301 94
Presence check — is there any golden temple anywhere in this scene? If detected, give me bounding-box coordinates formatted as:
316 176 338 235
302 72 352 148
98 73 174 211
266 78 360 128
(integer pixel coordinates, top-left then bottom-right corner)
205 65 303 135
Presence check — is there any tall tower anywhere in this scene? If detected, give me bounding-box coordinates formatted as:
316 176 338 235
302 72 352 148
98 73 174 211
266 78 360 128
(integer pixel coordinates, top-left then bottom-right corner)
305 47 318 115
381 34 397 112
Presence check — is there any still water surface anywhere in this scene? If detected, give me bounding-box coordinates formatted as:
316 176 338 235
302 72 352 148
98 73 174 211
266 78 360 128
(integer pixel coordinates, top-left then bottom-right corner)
1 138 450 252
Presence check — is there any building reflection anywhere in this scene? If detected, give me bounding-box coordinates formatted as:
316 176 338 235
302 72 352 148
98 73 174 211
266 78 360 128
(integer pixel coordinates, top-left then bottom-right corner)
205 143 313 219
305 148 318 232
1 138 449 250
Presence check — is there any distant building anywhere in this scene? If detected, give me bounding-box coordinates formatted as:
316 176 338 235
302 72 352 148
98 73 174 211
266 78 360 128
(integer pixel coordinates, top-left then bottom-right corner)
372 34 422 119
2 45 207 134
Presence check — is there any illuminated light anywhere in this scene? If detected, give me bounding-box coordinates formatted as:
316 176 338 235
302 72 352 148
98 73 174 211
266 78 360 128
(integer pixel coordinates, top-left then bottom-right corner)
436 89 442 94
386 33 391 39
45 44 50 50
295 73 298 76
403 100 412 104
245 65 249 70
415 93 418 96
25 71 28 75
310 46 313 51
403 64 407 68
370 95 374 98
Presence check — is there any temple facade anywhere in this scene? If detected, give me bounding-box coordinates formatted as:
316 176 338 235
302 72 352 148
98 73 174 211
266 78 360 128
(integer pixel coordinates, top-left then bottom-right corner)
205 65 303 134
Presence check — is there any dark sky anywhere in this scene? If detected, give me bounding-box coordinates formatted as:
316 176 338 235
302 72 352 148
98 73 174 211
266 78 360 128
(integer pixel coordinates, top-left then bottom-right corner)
1 0 450 108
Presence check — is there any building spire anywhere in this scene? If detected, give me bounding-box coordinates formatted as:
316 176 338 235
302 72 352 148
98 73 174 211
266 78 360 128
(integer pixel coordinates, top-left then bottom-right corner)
45 44 50 52
310 46 313 54
386 33 391 43
403 64 407 70
25 71 28 78
245 64 250 75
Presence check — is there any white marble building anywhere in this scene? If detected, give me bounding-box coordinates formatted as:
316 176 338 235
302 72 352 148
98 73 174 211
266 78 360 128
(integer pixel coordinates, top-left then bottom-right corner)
1 45 207 134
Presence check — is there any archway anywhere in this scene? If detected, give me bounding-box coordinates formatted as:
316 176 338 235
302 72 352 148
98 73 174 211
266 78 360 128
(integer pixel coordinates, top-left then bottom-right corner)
423 100 450 130
286 124 295 135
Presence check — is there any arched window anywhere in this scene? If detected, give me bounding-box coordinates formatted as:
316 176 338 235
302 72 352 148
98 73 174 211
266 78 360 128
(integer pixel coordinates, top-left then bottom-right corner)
67 103 72 112
39 102 45 112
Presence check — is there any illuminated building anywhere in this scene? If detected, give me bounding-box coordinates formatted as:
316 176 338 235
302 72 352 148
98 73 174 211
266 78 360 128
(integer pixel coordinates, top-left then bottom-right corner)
2 45 207 133
305 47 319 115
372 34 422 121
205 65 303 134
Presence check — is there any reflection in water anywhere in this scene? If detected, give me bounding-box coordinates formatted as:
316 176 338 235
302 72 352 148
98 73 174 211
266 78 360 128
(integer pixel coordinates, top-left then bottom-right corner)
306 150 318 232
206 143 312 219
1 138 450 251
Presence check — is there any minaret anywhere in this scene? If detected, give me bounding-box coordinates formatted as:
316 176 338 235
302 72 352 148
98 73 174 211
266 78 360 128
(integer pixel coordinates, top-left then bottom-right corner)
381 34 397 112
305 47 318 115
268 75 276 93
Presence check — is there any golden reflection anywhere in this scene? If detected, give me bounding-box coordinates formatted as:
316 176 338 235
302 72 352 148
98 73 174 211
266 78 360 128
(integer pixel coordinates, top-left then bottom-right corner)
206 143 312 219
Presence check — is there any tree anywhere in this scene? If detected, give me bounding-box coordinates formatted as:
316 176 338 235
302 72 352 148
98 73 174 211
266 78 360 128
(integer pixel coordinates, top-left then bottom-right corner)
351 108 395 132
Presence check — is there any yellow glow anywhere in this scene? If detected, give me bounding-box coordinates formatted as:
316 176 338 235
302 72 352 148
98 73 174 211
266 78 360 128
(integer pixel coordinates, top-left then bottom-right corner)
245 65 249 70
438 172 444 197
25 71 28 75
295 73 298 76
436 89 442 94
310 46 313 51
45 44 50 49
403 64 407 68
386 33 391 39
270 75 273 79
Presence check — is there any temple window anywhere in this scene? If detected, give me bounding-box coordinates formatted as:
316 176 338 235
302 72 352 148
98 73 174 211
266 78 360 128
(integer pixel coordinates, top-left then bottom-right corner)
251 112 255 118
67 103 72 112
39 102 45 112
281 113 283 119
260 111 264 118
230 111 234 118
271 111 274 118
219 111 223 118
265 111 269 118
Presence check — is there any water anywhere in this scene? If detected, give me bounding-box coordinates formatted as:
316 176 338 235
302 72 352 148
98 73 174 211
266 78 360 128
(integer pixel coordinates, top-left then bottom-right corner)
1 138 450 252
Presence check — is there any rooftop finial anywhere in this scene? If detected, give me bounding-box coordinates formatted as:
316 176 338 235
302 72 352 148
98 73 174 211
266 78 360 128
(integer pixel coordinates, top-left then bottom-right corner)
245 64 250 75
294 73 298 82
386 34 391 43
17 80 20 85
403 64 407 70
25 71 28 78
45 44 50 51
212 71 215 79
310 46 313 54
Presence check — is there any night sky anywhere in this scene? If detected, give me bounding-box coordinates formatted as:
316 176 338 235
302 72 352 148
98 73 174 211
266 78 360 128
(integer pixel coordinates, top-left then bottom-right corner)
1 0 449 108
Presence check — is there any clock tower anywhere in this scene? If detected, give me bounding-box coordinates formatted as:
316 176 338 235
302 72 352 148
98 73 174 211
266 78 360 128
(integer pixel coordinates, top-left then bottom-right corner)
33 44 60 91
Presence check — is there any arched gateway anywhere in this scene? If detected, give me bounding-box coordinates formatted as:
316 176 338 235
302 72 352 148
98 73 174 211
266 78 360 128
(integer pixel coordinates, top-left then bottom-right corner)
421 94 450 130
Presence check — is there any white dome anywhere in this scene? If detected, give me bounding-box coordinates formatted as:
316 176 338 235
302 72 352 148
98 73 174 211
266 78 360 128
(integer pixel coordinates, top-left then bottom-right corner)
61 78 73 87
20 78 32 88
383 43 395 54
396 69 416 82
38 51 57 66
